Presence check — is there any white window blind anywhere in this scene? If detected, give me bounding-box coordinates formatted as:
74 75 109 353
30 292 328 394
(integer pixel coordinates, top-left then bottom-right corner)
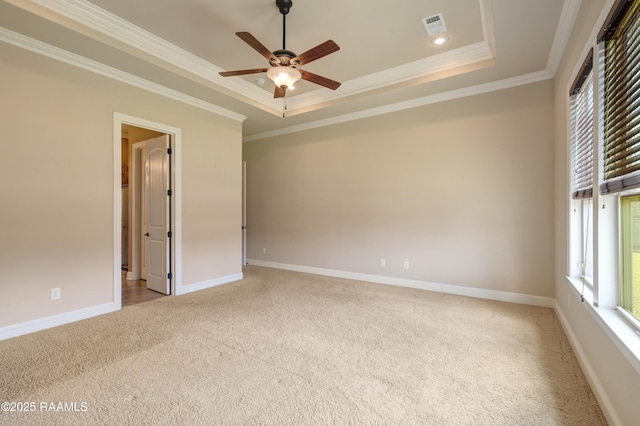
570 54 594 200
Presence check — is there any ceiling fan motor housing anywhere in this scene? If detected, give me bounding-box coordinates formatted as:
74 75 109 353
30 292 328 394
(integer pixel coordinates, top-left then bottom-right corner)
272 49 297 66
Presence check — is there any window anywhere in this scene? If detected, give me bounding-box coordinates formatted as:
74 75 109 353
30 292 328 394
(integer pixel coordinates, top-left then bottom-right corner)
599 0 640 329
581 199 594 281
565 0 640 373
620 195 640 323
569 53 594 284
568 0 640 336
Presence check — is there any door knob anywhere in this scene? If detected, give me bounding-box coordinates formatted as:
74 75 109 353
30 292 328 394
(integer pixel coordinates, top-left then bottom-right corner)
145 233 150 237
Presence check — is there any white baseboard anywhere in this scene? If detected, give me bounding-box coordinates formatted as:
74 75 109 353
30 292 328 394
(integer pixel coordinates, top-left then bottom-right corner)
554 301 622 426
246 260 555 308
0 272 244 341
175 272 243 295
0 302 118 342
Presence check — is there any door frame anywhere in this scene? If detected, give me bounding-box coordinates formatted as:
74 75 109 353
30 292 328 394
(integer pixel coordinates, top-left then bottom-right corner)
242 160 247 266
113 112 182 308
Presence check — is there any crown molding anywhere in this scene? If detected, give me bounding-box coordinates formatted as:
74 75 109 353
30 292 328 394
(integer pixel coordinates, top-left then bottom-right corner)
7 0 575 123
21 0 498 117
243 70 553 142
0 27 247 122
286 0 496 113
22 0 279 110
479 0 496 56
546 0 582 75
286 41 495 112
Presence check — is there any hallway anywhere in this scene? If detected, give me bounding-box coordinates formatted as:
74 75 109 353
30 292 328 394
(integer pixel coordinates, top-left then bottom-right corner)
121 272 165 306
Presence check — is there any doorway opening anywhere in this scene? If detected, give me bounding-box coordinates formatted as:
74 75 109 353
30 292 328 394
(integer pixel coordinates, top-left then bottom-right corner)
123 127 170 305
114 113 182 308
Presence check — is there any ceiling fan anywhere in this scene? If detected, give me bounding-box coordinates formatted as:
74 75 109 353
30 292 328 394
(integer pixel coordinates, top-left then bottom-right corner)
219 0 341 98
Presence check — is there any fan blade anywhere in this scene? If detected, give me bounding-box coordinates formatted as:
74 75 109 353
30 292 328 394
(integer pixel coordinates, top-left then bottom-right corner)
291 40 340 66
236 32 279 64
219 68 269 77
300 70 341 90
274 85 286 98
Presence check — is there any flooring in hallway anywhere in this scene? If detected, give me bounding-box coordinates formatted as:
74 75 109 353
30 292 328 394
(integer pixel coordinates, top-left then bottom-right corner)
121 271 165 306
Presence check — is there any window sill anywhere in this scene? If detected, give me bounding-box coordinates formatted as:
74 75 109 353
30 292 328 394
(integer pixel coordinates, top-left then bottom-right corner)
566 276 594 304
566 276 640 376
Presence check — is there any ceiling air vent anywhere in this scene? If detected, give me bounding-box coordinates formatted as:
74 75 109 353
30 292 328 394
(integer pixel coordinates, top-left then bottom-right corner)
422 13 447 36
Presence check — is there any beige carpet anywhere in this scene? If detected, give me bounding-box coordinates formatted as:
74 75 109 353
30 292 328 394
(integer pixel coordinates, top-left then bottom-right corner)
1 266 606 425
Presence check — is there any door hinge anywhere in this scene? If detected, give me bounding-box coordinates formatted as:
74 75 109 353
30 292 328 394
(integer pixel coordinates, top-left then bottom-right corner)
167 231 172 238
167 148 172 155
167 189 172 196
168 272 172 279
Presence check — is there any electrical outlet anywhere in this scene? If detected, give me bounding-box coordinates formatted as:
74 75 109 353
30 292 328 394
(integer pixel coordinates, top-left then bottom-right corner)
403 261 409 269
51 288 61 300
380 258 386 267
262 248 266 254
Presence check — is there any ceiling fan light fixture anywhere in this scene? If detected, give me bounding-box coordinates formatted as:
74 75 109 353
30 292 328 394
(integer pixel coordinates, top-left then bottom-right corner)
267 66 301 89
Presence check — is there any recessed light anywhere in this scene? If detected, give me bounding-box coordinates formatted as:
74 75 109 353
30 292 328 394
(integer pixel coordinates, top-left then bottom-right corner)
430 35 449 46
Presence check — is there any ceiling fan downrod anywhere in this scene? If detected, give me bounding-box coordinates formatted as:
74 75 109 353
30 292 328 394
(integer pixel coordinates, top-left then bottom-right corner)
276 0 292 50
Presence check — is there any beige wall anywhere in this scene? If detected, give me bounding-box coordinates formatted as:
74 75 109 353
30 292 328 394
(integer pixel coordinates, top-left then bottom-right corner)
244 80 555 297
553 0 640 424
0 42 242 327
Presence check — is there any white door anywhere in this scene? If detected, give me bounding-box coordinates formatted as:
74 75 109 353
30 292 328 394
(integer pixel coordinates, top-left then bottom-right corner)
140 147 148 280
143 135 171 294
